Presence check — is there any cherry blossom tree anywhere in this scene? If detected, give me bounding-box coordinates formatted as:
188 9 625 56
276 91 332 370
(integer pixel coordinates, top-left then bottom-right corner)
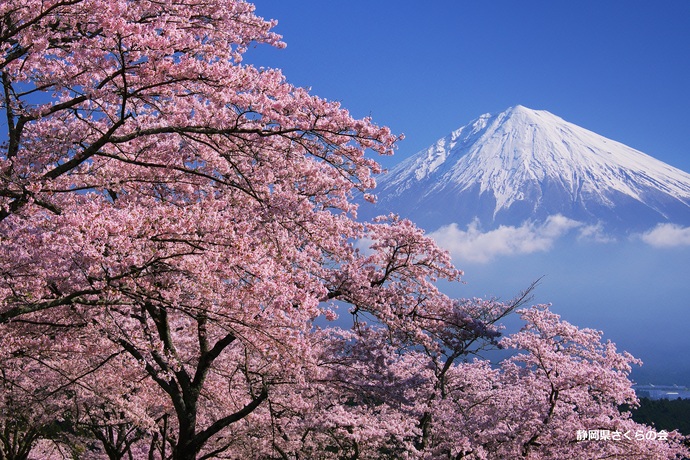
1 1 688 459
425 306 689 459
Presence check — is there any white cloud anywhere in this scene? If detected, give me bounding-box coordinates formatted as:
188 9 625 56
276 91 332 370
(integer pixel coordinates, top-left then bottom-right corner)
640 223 690 247
577 223 616 243
429 215 585 263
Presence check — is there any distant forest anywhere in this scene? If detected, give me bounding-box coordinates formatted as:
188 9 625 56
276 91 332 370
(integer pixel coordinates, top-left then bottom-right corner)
631 398 690 436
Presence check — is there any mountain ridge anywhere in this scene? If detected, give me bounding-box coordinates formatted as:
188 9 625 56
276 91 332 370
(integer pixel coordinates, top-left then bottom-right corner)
366 106 690 233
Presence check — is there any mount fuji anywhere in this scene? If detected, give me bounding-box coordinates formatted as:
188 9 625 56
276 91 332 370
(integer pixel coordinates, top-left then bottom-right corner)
366 105 690 234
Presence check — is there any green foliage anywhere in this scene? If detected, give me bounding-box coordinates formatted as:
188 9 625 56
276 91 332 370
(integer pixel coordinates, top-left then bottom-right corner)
631 398 690 435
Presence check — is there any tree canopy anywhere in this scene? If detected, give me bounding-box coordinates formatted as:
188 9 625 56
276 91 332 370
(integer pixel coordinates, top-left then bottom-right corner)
1 1 687 458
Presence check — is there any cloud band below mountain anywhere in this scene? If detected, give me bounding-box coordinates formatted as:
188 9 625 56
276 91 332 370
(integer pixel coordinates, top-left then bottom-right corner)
428 215 610 263
639 223 690 247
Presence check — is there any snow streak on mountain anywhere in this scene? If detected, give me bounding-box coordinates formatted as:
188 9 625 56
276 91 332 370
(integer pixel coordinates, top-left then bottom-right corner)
368 106 690 233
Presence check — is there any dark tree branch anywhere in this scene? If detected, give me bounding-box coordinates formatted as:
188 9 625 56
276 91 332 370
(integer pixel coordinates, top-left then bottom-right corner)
191 386 268 453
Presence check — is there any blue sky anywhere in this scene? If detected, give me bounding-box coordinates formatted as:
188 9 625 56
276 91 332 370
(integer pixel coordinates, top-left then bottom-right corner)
249 1 690 173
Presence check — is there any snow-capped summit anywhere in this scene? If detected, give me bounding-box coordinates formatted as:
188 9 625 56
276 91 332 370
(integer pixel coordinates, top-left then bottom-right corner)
366 106 690 232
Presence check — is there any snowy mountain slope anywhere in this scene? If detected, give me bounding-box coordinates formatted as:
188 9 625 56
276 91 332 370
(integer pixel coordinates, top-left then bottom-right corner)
366 106 690 232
